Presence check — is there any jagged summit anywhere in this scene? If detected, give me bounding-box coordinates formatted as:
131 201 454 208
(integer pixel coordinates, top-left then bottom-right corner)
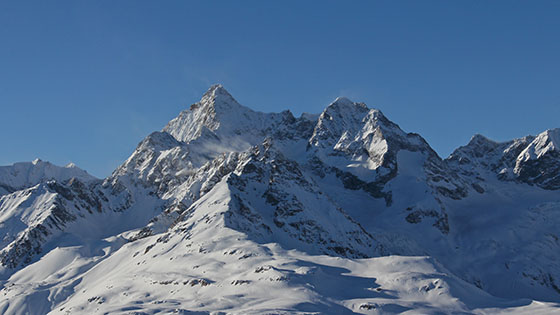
206 83 228 95
329 96 367 109
513 128 560 189
310 97 371 148
166 85 400 152
164 84 276 144
448 134 500 161
446 128 560 190
2 85 560 313
518 128 560 160
196 84 244 112
324 96 369 114
468 133 495 145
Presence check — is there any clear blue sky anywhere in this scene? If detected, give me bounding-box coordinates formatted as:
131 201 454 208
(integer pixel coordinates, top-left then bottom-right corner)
1 1 559 177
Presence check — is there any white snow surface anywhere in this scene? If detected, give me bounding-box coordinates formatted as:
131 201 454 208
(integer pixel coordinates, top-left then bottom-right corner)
0 159 96 195
1 85 560 314
517 128 560 161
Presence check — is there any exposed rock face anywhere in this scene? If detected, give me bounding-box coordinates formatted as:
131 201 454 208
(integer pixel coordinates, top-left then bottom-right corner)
1 85 560 313
227 142 379 258
0 179 115 269
163 84 307 150
513 129 560 189
447 129 560 190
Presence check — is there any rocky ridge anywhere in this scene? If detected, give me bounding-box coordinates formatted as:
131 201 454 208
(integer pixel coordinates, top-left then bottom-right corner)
1 85 560 313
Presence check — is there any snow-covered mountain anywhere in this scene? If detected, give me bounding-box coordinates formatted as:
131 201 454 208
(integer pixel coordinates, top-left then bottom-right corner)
1 84 560 314
0 159 95 196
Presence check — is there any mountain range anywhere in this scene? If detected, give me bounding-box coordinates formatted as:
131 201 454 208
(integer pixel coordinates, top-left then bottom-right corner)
1 85 560 314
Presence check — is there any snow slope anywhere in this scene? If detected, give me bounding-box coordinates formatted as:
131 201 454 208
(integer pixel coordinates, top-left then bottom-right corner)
1 85 560 314
0 159 95 196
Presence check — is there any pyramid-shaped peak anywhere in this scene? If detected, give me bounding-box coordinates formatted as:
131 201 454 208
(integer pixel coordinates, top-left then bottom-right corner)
196 84 243 112
164 84 292 144
318 97 370 126
540 128 560 144
204 84 231 97
524 128 560 158
449 134 500 156
202 84 235 102
328 96 368 110
468 134 495 146
332 96 354 105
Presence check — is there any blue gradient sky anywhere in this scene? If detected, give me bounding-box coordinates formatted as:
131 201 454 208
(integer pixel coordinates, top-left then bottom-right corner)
1 1 559 177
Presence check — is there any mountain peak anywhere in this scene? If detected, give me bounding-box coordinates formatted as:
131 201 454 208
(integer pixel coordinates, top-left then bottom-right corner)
328 96 368 112
332 96 353 105
6 85 560 313
203 83 232 99
517 128 560 161
164 85 247 143
163 85 302 149
198 84 239 111
0 159 96 195
314 97 370 133
447 134 500 165
542 128 560 148
467 134 496 147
